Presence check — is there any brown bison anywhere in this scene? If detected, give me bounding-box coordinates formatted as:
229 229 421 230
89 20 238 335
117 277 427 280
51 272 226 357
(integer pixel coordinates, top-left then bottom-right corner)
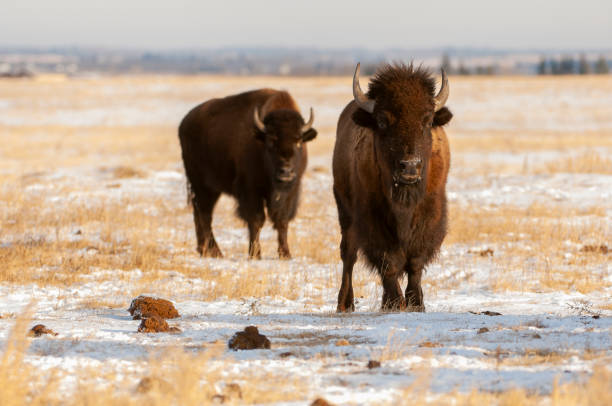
178 89 317 259
333 63 452 312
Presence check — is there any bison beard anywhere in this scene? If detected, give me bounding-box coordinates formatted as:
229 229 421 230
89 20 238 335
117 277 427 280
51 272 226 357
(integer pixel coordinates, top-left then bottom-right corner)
333 63 452 312
390 177 426 207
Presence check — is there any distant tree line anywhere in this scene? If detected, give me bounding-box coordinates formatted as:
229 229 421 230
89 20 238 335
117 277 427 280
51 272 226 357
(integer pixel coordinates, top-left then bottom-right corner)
2 48 611 77
439 53 611 76
440 53 498 76
537 54 610 75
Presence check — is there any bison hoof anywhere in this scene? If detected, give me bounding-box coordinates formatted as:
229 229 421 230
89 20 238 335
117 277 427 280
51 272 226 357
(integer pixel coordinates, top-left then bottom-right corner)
248 252 262 260
279 250 292 260
381 297 406 312
405 291 424 312
198 246 223 258
336 303 355 313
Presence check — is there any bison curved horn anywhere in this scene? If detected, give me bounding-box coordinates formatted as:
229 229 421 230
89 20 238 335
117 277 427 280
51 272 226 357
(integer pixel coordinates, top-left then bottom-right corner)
302 107 314 133
253 108 266 132
353 63 375 113
434 69 449 112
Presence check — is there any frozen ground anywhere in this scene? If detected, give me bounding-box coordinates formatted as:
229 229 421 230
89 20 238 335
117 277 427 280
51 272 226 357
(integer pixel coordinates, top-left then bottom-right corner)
1 164 610 403
0 75 611 404
1 283 611 401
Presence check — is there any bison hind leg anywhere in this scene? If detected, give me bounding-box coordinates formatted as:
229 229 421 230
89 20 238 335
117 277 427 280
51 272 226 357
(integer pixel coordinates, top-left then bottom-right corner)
336 230 358 313
334 189 357 313
247 218 264 260
192 188 223 258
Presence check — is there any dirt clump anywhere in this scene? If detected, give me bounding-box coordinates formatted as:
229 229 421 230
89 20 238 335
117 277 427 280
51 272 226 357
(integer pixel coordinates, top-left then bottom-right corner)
419 341 442 348
335 339 350 346
29 324 58 337
136 376 173 394
477 327 490 334
468 247 494 257
367 360 381 369
228 326 270 350
137 315 181 333
470 310 502 316
128 295 180 320
581 244 608 254
311 398 335 406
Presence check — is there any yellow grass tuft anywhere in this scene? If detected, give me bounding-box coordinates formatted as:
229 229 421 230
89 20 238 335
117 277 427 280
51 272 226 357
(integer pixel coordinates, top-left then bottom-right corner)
537 150 612 174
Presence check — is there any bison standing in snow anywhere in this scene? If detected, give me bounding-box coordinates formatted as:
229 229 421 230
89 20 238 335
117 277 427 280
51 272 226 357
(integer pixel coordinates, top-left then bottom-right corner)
333 63 453 312
179 89 317 259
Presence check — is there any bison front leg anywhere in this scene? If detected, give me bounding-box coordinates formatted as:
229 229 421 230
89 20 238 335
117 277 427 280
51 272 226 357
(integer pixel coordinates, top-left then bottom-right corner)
405 258 425 312
381 266 406 311
247 216 264 260
274 221 291 259
336 234 357 313
238 193 265 260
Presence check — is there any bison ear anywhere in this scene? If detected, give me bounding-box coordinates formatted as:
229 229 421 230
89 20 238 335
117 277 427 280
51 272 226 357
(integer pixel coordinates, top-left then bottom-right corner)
351 108 377 129
302 128 317 143
433 107 453 127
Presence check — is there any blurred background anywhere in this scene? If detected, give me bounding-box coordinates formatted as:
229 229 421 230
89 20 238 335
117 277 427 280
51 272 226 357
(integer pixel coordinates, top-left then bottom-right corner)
1 0 611 77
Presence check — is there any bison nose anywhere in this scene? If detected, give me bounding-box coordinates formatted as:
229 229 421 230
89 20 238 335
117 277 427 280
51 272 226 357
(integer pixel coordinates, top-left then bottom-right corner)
398 157 422 184
277 165 296 183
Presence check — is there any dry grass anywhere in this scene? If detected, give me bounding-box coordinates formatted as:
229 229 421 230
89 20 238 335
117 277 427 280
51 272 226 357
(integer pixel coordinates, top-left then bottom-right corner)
0 312 308 406
0 180 336 300
428 366 612 406
1 128 609 297
7 314 607 406
0 125 180 174
442 202 610 293
536 150 612 174
451 131 612 154
497 349 574 367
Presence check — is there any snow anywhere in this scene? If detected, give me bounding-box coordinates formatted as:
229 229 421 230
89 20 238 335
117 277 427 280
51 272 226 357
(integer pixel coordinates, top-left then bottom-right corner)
1 160 610 402
449 173 612 209
1 277 610 399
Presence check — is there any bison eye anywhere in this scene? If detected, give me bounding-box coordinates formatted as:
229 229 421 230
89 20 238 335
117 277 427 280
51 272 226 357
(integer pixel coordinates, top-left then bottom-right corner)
266 138 276 149
376 115 388 130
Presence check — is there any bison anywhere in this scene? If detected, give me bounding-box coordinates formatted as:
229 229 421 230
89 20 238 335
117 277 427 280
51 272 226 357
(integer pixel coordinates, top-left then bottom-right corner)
178 89 317 259
333 63 453 312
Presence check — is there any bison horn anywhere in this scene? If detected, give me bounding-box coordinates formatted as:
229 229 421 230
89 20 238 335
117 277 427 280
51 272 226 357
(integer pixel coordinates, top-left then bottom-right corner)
253 108 266 132
434 69 449 112
353 63 375 113
302 107 314 133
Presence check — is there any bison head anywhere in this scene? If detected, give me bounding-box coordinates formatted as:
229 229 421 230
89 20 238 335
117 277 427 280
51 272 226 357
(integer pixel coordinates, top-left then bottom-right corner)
254 107 317 187
351 63 452 204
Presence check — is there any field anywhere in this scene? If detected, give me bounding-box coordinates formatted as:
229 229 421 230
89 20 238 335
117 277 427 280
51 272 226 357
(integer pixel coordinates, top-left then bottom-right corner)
0 73 611 405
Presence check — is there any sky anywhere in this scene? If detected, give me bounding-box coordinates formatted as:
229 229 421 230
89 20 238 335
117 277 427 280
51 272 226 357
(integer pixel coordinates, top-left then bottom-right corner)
2 0 611 50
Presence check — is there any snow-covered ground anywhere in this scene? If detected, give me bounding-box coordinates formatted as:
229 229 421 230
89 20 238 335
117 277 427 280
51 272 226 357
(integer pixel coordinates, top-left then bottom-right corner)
0 75 610 404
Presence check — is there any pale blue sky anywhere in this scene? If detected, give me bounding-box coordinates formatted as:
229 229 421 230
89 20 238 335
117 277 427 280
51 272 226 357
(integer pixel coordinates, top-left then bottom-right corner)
2 0 611 50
